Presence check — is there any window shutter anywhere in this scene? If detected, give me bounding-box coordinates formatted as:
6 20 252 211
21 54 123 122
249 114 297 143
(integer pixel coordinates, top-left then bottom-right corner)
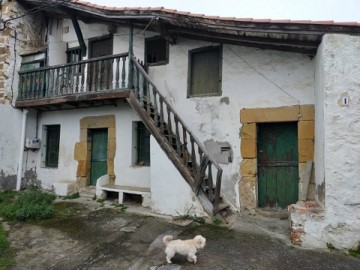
137 123 151 165
45 125 60 167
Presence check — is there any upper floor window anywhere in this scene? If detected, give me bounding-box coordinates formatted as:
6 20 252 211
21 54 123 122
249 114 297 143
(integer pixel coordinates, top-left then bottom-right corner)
145 36 169 66
20 51 46 71
66 46 82 63
187 46 222 98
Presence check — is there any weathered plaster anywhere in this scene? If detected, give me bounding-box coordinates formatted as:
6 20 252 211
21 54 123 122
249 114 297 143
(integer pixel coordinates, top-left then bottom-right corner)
295 34 360 250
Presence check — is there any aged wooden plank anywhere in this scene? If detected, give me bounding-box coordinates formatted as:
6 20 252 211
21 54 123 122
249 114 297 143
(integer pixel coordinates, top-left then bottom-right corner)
299 160 313 201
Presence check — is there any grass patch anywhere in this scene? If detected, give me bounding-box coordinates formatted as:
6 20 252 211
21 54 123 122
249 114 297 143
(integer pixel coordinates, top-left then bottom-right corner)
349 243 360 259
327 242 336 250
174 214 206 224
0 225 15 270
212 218 223 225
0 189 56 222
60 193 80 200
111 203 128 212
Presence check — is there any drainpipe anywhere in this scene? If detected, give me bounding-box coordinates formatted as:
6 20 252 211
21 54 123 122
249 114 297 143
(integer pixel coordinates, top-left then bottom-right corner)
16 109 28 191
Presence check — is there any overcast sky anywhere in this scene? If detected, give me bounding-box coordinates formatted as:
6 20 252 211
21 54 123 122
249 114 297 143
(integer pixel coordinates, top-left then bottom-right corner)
88 0 360 22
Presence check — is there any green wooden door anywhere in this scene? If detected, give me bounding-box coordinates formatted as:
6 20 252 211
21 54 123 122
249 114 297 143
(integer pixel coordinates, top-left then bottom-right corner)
90 129 108 186
257 122 298 208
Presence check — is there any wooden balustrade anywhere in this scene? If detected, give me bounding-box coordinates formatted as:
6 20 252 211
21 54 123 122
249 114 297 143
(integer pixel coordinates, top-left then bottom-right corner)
18 53 129 100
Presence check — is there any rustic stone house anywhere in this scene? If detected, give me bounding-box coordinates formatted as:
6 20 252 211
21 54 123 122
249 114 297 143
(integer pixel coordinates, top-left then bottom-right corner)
0 0 359 250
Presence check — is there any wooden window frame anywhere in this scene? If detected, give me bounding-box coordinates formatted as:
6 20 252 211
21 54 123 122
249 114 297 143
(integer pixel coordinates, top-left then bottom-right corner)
132 122 151 166
144 36 169 66
187 45 223 98
44 125 61 168
88 34 113 59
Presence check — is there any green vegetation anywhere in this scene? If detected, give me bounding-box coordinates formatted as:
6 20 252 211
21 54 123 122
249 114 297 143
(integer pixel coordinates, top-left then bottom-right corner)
349 243 360 259
60 193 80 200
0 225 15 270
326 242 336 250
174 214 206 224
112 203 128 212
0 189 56 222
212 218 223 225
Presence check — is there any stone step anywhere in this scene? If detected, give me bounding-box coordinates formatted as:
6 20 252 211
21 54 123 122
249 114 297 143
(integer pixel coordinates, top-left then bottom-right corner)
79 186 96 199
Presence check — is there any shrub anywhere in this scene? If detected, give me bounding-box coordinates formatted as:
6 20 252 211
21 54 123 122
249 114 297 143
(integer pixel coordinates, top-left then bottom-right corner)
0 189 56 222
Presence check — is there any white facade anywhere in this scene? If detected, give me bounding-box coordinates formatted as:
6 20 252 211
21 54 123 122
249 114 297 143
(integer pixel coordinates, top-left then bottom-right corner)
0 1 359 249
301 34 360 249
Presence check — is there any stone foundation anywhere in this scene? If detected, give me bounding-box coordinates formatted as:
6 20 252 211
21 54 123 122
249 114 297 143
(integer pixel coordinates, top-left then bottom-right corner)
288 201 325 246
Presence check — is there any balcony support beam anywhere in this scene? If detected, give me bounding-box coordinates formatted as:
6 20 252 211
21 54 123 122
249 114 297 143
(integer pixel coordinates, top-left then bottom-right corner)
71 14 87 57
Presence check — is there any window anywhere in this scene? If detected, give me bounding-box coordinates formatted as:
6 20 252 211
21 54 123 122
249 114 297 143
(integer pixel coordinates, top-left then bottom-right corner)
67 46 82 73
145 36 169 66
20 51 46 71
67 46 82 63
187 46 222 97
43 125 60 168
132 122 150 166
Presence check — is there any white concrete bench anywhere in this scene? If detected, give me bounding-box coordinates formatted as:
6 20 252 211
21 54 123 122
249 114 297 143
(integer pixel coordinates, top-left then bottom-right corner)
96 175 151 207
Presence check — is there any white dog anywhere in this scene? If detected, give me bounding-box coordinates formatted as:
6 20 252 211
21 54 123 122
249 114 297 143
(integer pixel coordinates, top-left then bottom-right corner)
163 235 206 264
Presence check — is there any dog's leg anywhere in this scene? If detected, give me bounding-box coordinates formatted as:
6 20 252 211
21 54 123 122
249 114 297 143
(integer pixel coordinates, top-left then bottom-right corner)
189 254 197 264
165 249 174 264
187 256 193 262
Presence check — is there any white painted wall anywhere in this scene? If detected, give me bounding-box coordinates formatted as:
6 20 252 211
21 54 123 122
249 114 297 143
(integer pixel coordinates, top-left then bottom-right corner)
303 34 360 249
22 103 150 190
0 105 23 178
150 136 207 216
148 38 315 208
45 22 316 210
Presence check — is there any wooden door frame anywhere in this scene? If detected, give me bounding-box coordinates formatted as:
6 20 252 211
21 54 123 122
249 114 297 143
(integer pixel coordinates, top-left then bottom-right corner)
74 115 116 189
239 105 315 210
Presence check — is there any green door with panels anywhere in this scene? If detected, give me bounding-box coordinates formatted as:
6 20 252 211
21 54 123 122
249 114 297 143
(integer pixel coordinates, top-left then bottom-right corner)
257 122 298 208
90 129 108 186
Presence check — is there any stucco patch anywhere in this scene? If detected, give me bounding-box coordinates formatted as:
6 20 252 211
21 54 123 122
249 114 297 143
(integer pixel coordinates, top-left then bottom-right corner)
220 96 230 105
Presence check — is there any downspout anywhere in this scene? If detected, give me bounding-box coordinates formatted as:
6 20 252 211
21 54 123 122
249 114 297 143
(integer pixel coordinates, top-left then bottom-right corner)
16 109 28 191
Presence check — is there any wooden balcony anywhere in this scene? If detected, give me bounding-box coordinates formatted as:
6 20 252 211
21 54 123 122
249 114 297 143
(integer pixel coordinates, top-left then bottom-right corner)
15 53 131 111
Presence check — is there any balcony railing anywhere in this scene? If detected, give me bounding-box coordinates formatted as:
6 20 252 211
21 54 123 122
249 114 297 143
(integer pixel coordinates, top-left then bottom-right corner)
18 53 130 100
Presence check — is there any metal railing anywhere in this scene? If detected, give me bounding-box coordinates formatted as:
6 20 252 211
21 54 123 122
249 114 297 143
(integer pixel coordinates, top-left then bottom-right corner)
18 53 129 100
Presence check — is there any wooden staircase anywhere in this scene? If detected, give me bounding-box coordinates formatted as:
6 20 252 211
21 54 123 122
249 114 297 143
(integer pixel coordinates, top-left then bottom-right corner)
127 56 227 216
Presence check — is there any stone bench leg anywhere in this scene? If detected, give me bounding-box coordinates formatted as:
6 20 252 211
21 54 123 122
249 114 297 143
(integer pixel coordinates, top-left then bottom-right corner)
118 192 124 204
142 194 151 207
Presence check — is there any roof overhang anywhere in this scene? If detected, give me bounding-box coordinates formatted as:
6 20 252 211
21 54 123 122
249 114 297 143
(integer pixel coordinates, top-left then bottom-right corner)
17 0 360 54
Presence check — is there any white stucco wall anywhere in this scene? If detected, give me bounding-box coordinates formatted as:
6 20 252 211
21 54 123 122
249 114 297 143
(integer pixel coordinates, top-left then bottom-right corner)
147 38 315 208
150 137 207 216
45 21 316 210
0 105 23 181
303 34 360 249
22 103 150 190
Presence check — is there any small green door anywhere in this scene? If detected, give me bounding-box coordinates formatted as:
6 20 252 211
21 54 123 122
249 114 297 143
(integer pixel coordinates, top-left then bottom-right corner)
257 122 298 208
90 129 108 186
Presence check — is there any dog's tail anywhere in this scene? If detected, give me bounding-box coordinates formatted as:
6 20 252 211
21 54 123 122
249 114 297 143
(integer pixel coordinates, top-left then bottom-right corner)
162 235 173 246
